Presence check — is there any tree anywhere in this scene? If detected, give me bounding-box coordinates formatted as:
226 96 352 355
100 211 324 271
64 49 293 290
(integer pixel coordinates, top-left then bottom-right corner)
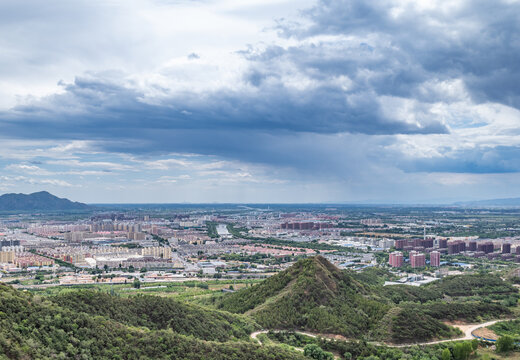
496 335 514 353
471 339 479 351
133 278 141 289
452 342 472 360
462 342 472 359
303 344 334 360
441 348 451 360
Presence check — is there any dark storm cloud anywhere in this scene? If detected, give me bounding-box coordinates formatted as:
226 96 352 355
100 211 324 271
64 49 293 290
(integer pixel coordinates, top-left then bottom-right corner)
1 0 519 179
0 75 443 180
0 74 446 141
398 146 520 174
242 40 432 102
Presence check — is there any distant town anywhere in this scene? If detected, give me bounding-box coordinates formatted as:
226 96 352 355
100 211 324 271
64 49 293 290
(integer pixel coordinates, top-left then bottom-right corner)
2 203 520 290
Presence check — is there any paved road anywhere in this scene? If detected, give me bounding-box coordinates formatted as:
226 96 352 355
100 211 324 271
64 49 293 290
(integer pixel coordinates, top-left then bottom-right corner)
250 319 504 348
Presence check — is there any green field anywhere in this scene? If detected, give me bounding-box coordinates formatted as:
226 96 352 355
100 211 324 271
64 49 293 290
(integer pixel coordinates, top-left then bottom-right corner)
26 279 260 302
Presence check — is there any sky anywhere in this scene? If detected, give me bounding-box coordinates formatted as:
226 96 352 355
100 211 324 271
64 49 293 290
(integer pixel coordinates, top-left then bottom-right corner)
1 0 520 204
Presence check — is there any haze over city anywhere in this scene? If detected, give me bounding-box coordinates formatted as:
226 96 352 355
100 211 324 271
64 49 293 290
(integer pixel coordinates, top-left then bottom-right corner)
1 0 520 203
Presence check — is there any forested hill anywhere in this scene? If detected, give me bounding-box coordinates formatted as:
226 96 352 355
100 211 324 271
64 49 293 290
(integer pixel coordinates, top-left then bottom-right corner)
0 191 90 211
217 256 390 337
215 256 516 344
0 284 305 359
51 290 256 342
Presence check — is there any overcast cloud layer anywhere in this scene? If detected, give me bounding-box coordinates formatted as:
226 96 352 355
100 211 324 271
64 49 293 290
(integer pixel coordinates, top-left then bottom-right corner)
1 0 520 203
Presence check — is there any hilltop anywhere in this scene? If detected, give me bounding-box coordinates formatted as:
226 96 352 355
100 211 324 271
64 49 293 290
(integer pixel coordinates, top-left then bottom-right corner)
0 191 90 211
217 256 390 337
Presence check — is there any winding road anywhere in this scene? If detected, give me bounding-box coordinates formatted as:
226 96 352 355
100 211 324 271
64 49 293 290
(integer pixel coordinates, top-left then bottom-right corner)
388 319 502 347
250 319 503 348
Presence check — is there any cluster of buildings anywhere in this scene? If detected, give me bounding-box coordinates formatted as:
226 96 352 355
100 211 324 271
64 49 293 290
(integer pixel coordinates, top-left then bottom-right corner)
360 219 383 226
338 236 395 250
35 245 179 270
28 217 220 246
389 250 440 268
12 253 54 268
28 224 89 237
169 229 212 245
238 244 319 257
442 239 520 261
0 238 52 271
280 222 334 230
94 256 182 270
395 238 435 251
0 249 54 271
389 236 520 268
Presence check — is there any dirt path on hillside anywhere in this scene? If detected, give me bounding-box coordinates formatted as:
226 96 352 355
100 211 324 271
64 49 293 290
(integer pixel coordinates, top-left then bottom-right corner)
250 319 505 349
251 330 342 359
387 319 503 347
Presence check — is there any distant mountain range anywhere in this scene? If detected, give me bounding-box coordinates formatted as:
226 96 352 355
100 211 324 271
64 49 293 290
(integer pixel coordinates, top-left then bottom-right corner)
455 197 520 206
0 191 91 211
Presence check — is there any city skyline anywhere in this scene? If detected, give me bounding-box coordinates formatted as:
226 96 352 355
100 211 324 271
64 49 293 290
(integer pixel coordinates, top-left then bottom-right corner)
1 0 520 203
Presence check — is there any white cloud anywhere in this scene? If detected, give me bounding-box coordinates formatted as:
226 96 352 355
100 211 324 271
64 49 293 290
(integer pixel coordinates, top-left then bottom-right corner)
47 159 135 171
0 175 74 187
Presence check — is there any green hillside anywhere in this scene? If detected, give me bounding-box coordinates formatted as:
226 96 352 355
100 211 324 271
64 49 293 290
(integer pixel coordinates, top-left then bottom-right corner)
380 284 443 304
425 273 517 297
373 307 461 344
0 283 305 360
218 256 390 337
51 290 256 341
1 256 516 358
217 256 515 344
